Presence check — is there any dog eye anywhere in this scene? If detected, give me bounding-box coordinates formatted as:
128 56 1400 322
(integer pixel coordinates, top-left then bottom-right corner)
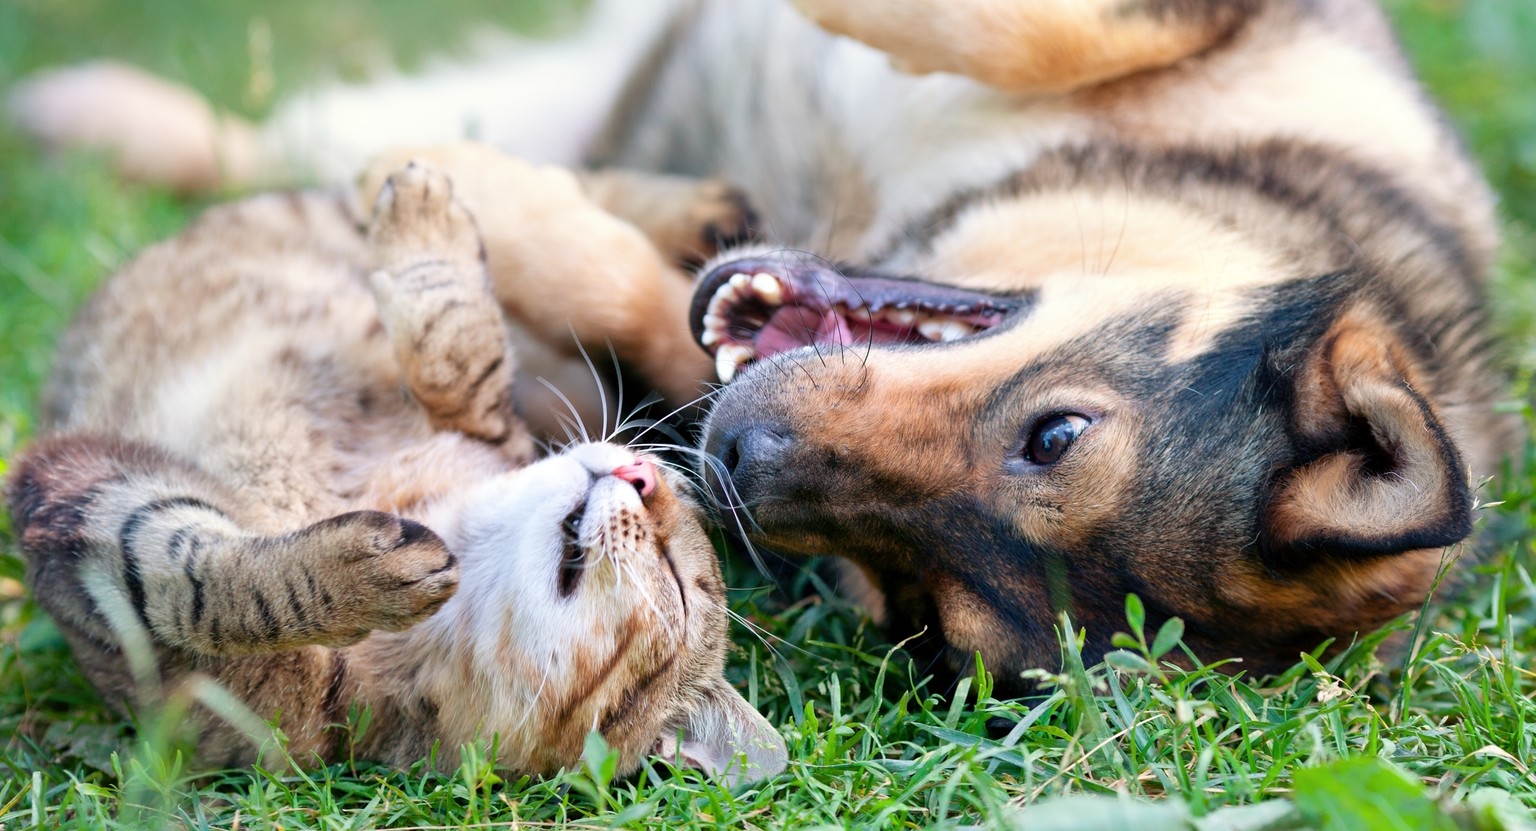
1025 414 1090 465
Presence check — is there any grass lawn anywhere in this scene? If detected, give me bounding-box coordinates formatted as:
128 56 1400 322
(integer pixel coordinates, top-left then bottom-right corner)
3 1 1536 828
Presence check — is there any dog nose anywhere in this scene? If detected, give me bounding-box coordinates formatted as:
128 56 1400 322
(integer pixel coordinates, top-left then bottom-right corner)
711 422 796 509
716 421 795 483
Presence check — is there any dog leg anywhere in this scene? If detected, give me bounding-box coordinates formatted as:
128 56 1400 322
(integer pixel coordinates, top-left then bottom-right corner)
7 0 683 193
790 0 1264 94
578 170 757 269
6 61 266 193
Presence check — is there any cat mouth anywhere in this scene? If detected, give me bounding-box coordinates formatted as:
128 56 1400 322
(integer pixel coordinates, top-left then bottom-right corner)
690 257 1022 383
550 457 672 601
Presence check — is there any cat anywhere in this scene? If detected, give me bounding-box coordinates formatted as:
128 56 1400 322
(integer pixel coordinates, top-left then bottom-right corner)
5 158 785 782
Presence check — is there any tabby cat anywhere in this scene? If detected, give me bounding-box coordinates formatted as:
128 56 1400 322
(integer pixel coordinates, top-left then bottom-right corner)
5 159 785 782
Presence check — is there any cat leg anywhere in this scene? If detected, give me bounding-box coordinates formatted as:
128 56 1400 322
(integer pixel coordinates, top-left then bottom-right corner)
359 143 713 407
7 435 462 766
368 162 535 459
8 435 459 661
789 0 1263 94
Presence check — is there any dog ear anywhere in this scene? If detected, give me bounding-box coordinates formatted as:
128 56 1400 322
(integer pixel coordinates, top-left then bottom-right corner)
1262 306 1472 565
663 677 787 786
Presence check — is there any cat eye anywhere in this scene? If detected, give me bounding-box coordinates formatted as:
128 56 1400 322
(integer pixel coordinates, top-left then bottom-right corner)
557 502 586 597
1024 414 1091 466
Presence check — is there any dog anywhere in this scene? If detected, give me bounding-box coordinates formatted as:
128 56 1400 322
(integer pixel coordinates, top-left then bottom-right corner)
9 0 1518 691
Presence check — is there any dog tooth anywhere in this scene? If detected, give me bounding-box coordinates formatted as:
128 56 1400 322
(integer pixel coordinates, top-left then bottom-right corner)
846 304 873 323
716 351 738 384
938 320 974 342
917 320 946 341
883 308 916 326
701 329 720 347
708 290 739 318
751 273 783 304
703 313 728 331
715 343 754 383
729 273 751 291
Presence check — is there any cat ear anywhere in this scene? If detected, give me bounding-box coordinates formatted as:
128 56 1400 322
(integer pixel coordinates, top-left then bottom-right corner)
1262 305 1472 564
668 677 787 786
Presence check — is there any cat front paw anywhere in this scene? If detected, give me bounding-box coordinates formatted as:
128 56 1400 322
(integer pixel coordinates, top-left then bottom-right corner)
363 161 521 448
304 510 460 642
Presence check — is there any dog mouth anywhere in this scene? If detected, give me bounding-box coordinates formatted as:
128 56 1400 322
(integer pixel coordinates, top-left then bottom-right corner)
690 257 1022 383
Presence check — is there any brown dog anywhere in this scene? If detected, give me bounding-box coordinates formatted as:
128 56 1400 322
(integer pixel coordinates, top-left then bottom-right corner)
669 0 1517 687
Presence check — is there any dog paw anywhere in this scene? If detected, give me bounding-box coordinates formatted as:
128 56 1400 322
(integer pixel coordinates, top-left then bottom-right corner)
307 510 460 639
368 162 486 279
7 60 252 192
685 180 759 267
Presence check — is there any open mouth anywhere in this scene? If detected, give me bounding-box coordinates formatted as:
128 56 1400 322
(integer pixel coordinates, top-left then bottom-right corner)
690 256 1022 383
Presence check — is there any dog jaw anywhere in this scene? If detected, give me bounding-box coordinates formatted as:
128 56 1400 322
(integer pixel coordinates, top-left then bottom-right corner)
691 253 1022 384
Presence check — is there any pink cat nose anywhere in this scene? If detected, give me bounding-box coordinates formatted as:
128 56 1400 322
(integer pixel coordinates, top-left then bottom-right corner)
612 459 657 498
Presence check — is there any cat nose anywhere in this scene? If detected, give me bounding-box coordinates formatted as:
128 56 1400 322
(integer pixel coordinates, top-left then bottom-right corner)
612 459 657 498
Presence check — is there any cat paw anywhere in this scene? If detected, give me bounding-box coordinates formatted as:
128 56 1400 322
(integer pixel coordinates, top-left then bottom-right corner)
308 510 460 639
368 162 486 278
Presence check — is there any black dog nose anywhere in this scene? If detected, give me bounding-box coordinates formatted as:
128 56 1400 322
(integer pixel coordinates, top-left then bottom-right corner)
710 421 795 506
716 421 794 479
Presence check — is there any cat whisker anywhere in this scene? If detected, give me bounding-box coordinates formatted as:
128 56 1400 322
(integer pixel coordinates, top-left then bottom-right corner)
723 607 828 665
602 336 628 445
514 648 558 733
628 446 710 489
614 385 729 447
565 326 612 444
537 377 593 445
632 441 779 582
614 553 674 638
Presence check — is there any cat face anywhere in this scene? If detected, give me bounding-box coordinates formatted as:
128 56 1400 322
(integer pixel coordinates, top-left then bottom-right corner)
418 442 784 781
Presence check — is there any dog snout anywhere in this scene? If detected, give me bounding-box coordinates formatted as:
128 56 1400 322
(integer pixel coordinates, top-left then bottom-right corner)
716 420 795 482
707 420 795 507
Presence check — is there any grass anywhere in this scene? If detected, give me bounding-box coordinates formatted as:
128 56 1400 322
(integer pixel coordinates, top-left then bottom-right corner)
2 0 1535 828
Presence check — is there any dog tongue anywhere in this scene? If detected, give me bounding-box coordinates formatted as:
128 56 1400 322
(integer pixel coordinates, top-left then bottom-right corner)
755 306 853 355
